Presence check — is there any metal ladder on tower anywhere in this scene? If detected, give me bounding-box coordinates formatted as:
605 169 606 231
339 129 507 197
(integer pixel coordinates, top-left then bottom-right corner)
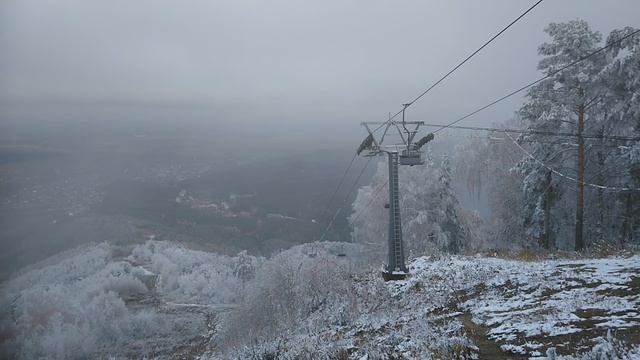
390 152 403 271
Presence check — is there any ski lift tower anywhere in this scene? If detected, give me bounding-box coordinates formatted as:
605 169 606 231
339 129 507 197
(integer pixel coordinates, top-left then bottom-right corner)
357 105 434 281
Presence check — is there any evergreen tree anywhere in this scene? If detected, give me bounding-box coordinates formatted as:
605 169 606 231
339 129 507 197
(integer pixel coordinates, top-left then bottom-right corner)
595 27 640 246
518 19 607 251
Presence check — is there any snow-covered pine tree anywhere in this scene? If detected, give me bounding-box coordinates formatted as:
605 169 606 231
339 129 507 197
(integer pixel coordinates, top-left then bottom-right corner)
433 155 466 253
517 92 573 250
518 19 608 251
594 26 640 246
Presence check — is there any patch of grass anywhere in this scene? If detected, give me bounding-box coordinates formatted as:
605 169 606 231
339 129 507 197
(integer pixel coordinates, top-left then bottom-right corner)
476 246 640 262
456 311 527 359
481 248 548 262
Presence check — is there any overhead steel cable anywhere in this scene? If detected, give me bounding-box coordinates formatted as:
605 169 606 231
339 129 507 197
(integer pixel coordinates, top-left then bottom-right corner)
432 28 640 134
354 121 640 226
419 123 640 141
503 131 640 191
352 9 640 228
318 157 372 241
373 0 544 134
346 0 544 231
351 179 389 225
316 152 358 228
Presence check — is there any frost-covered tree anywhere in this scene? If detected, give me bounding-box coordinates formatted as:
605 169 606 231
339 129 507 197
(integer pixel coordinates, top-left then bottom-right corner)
432 155 466 253
219 243 362 352
349 159 389 260
518 20 608 251
592 26 640 246
453 118 528 249
350 150 468 256
511 21 640 251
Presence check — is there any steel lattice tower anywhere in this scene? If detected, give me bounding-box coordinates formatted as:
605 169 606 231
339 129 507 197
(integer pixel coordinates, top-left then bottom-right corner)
357 108 434 281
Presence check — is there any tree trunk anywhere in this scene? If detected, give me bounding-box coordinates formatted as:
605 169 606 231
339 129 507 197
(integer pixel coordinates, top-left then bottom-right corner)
596 127 605 244
575 100 585 251
542 171 553 249
622 190 632 246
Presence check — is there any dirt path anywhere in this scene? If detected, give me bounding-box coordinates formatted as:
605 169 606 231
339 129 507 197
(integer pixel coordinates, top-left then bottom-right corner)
457 311 529 360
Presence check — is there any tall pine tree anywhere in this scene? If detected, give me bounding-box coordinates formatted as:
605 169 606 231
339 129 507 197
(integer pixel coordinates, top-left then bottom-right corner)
518 20 607 251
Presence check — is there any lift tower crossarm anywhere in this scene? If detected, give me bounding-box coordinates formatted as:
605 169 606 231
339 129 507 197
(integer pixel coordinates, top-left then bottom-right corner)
359 121 425 125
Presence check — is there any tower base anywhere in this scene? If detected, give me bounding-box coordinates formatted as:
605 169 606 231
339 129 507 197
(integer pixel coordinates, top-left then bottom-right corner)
381 268 408 281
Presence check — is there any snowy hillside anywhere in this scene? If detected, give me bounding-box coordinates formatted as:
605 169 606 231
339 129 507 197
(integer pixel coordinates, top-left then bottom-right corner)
221 252 640 359
394 256 640 359
1 241 638 359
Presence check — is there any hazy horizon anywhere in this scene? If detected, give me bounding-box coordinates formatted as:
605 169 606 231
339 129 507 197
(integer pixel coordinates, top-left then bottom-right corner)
3 0 640 136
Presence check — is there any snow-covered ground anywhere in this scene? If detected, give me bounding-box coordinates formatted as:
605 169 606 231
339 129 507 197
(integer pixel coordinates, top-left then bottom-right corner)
397 256 640 359
1 241 638 359
225 253 639 359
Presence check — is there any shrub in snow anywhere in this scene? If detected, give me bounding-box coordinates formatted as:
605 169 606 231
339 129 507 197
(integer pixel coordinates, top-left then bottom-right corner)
219 243 363 353
128 240 262 305
219 246 488 359
1 242 189 359
561 332 640 360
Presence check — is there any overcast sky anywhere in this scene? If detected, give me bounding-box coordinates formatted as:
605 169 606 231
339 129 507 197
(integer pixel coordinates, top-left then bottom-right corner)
1 0 639 134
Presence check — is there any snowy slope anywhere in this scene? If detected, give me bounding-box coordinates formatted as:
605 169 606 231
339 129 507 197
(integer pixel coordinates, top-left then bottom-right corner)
398 256 640 359
219 254 640 359
1 242 638 359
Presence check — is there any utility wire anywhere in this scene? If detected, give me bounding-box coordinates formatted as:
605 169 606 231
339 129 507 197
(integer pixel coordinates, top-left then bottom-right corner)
420 123 640 141
351 179 389 225
373 0 544 133
316 152 358 228
351 13 640 226
356 125 638 226
503 130 640 191
432 28 640 134
351 0 544 223
492 137 626 148
354 124 640 222
318 157 373 241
